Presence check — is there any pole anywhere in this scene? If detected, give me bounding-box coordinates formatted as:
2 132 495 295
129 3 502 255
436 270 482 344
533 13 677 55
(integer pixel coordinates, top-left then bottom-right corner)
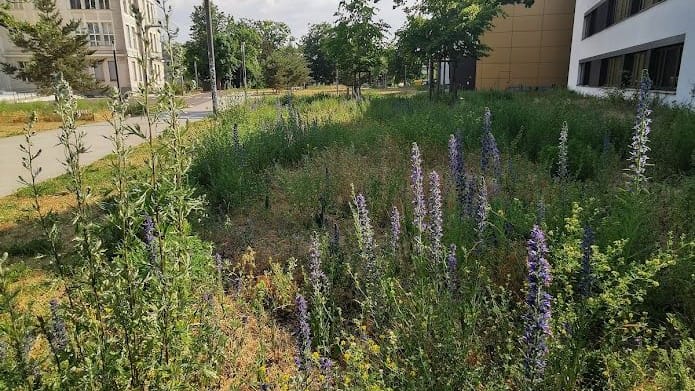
194 60 199 88
241 41 247 101
112 44 121 93
204 0 219 114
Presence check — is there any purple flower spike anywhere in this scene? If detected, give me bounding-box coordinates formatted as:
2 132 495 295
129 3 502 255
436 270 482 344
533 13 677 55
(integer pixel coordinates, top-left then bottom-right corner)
309 233 327 293
411 142 427 250
626 70 653 191
447 244 458 294
475 177 489 243
524 225 553 383
49 299 68 352
295 294 312 371
141 215 157 264
428 171 443 257
354 193 377 288
449 134 467 218
481 108 501 179
580 226 594 298
390 206 401 253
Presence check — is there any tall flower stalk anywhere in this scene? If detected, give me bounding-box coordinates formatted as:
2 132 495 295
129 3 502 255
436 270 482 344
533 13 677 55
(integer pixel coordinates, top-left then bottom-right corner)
411 142 427 253
295 294 312 371
579 226 594 298
475 176 489 245
625 69 653 192
481 108 501 180
557 122 569 180
390 206 401 253
428 170 444 259
448 134 467 217
524 226 552 384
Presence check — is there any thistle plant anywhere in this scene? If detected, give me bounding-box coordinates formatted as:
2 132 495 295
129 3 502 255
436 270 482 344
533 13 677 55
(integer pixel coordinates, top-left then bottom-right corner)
625 69 653 192
557 122 569 180
411 142 427 253
481 108 501 180
523 225 552 385
428 170 444 259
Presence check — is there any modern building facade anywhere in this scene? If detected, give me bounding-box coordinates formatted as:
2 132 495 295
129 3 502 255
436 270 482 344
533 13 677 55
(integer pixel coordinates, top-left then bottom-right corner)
0 0 164 93
567 0 694 105
439 0 577 91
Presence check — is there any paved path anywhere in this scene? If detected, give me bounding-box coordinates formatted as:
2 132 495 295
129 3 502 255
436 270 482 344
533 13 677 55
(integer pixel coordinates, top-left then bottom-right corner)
0 94 215 197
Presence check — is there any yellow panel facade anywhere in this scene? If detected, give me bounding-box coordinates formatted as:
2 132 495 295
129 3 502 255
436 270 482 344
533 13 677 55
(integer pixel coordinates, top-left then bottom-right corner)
475 0 576 91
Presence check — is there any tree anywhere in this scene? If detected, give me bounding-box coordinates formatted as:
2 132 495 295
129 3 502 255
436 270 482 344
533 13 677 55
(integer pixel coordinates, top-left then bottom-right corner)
253 20 292 59
264 46 310 91
395 0 535 98
301 23 335 84
324 0 388 100
0 0 98 93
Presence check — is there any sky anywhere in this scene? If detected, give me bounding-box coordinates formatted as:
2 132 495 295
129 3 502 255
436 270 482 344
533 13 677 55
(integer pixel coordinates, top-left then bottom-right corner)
169 0 408 42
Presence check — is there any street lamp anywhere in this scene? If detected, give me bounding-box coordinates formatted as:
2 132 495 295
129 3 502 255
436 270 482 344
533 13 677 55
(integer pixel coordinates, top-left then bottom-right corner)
112 41 121 93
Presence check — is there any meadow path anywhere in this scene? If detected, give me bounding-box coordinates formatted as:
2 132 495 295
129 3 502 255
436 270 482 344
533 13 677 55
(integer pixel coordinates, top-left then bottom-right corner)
0 93 217 197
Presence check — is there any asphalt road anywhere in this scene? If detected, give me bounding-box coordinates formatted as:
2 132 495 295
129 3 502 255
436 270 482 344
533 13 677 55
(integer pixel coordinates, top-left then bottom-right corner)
0 93 215 197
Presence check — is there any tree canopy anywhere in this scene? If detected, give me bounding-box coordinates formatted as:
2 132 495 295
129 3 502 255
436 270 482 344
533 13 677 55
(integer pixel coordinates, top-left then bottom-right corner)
0 0 99 93
301 23 335 84
264 46 311 91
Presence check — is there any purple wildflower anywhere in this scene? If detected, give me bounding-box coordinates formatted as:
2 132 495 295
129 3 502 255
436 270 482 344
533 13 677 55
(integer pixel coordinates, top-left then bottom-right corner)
411 142 427 250
481 108 501 179
428 171 444 257
524 225 552 383
309 233 327 293
475 176 489 243
390 206 401 253
319 356 334 386
626 69 653 191
449 134 467 217
295 294 312 371
579 226 594 298
557 122 569 180
447 244 458 294
354 193 377 288
48 299 68 352
141 215 156 263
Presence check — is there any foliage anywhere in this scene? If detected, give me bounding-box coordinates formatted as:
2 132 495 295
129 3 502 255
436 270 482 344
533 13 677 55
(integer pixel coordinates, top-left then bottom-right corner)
301 23 336 84
323 0 388 99
263 47 311 91
0 0 99 93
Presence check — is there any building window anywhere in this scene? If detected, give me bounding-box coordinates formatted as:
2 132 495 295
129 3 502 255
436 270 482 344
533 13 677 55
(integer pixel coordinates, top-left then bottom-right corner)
99 0 110 8
69 0 81 9
126 25 132 48
6 0 25 9
17 62 30 82
649 44 683 91
87 22 101 46
578 42 683 91
584 0 668 39
101 22 114 45
84 0 96 9
108 61 118 81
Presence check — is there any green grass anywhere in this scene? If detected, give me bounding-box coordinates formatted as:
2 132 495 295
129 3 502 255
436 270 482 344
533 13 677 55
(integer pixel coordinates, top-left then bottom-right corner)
189 89 695 388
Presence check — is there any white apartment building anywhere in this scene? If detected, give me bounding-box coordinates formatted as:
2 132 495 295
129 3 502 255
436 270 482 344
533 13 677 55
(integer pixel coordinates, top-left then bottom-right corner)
0 0 164 93
568 0 695 106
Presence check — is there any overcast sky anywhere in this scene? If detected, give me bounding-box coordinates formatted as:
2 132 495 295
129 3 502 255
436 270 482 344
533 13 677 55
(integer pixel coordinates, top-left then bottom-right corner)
169 0 408 42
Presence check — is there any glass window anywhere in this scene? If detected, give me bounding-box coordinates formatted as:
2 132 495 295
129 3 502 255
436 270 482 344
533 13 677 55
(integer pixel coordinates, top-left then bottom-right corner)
649 44 683 91
101 22 114 45
98 0 110 9
69 0 81 9
84 0 96 9
87 22 101 46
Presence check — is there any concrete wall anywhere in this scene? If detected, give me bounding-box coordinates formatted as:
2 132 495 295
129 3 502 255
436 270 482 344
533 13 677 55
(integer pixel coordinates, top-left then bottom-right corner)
567 0 695 106
476 0 576 90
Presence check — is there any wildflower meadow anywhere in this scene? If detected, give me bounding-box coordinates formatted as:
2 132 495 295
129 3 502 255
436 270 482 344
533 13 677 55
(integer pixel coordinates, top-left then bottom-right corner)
1 26 694 391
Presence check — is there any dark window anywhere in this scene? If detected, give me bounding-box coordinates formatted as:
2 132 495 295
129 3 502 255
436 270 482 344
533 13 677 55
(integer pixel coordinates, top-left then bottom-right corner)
578 42 683 91
70 0 81 9
584 0 668 39
649 44 683 91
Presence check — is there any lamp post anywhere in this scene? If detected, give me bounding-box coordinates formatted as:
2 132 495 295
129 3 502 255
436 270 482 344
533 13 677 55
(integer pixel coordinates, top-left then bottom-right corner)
112 42 121 93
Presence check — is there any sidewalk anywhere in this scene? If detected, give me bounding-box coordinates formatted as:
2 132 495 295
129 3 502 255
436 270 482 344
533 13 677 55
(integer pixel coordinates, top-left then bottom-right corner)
0 96 214 197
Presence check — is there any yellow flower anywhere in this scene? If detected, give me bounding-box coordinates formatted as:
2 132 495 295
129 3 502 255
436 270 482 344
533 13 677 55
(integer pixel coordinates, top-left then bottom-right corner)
311 351 320 362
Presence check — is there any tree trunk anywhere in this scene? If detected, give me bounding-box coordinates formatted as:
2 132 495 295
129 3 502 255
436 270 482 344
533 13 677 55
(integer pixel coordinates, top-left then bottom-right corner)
451 59 458 100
